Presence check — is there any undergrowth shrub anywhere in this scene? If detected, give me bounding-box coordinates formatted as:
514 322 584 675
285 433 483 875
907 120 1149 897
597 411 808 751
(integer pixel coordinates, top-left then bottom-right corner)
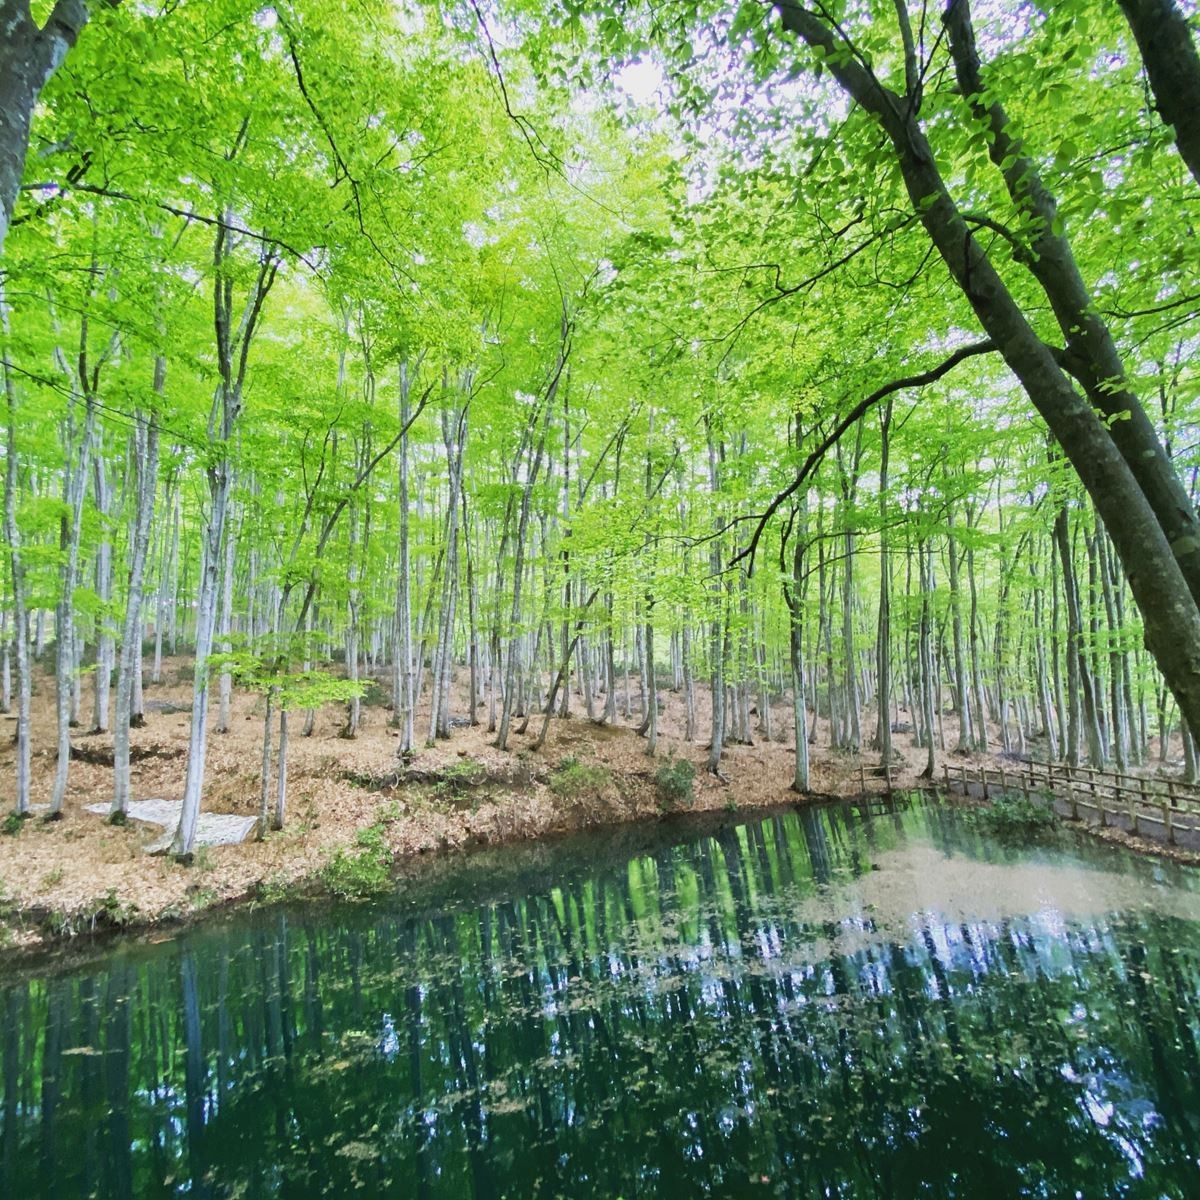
655 757 696 809
322 824 392 899
970 791 1059 841
441 758 485 789
549 756 610 800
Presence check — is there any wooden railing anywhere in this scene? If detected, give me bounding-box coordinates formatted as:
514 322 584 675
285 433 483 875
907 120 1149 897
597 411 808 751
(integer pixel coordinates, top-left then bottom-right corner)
941 760 1200 845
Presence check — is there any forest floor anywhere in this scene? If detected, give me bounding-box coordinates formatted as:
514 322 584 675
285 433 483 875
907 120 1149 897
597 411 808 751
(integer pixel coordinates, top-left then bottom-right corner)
0 657 1186 956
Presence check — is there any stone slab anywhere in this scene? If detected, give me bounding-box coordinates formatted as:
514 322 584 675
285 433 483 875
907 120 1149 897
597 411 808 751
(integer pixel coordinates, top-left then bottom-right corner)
85 800 258 850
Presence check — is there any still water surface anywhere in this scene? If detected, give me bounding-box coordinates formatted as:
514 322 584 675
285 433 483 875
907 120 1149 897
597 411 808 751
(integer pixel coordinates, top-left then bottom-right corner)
4 798 1200 1198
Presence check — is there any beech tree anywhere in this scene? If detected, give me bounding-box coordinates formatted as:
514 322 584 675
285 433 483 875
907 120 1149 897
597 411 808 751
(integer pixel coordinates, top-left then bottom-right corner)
2 0 1199 849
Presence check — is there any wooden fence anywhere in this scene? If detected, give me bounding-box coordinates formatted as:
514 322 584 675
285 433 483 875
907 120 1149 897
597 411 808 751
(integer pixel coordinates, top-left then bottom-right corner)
940 760 1200 845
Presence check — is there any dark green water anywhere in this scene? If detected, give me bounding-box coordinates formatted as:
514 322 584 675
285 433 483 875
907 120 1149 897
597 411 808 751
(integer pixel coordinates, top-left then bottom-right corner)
4 799 1200 1199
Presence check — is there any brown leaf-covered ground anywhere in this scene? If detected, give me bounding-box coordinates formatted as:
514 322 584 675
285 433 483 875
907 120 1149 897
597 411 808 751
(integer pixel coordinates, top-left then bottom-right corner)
0 657 1181 955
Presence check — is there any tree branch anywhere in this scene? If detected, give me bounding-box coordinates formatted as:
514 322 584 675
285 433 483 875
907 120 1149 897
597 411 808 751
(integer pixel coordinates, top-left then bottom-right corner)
732 339 997 571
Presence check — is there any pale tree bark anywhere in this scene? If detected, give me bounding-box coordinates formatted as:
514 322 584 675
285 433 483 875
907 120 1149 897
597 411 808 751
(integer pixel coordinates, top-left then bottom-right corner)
784 430 811 793
215 497 237 734
344 496 362 738
835 431 863 751
150 472 169 684
429 396 467 743
874 401 895 768
497 337 563 752
171 213 279 859
705 425 728 777
682 621 695 741
273 708 288 830
463 492 480 723
1 281 31 815
918 536 937 779
393 361 416 753
111 398 159 820
1097 528 1129 770
636 420 658 755
1054 507 1090 768
49 343 97 817
1 609 10 713
1031 549 1059 762
257 686 274 838
945 506 973 753
167 447 180 654
90 441 113 732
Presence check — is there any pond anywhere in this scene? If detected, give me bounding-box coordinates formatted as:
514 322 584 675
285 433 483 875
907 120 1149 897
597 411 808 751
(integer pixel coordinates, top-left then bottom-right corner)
4 797 1200 1198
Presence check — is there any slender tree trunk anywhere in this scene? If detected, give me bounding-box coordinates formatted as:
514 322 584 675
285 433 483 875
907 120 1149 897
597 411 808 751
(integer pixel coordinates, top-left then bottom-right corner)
918 537 937 779
946 508 972 753
274 708 288 830
112 400 159 820
50 389 96 817
786 456 811 793
705 428 726 776
498 391 554 751
1 609 10 714
216 498 237 734
874 402 893 767
91 448 113 732
1032 555 1059 762
257 687 275 840
682 622 695 741
1 282 31 815
394 362 416 752
171 222 278 858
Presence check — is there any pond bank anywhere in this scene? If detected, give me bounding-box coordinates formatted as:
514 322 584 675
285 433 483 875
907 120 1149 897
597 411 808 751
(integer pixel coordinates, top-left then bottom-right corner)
2 660 1194 961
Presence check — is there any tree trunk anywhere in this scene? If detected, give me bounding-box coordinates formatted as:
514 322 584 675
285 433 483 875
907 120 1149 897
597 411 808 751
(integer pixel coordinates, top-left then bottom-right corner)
0 1 95 258
394 362 416 752
50 388 96 817
112 400 159 820
780 4 1200 741
875 402 894 767
91 446 113 732
1118 0 1200 189
1 282 31 815
216 498 237 734
171 223 278 858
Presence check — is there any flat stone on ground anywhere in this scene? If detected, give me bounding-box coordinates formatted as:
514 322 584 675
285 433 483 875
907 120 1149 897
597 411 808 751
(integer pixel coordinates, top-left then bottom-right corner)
85 800 258 850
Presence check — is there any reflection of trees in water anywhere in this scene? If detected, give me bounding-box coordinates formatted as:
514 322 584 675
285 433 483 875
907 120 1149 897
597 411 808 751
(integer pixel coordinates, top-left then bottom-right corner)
4 805 1200 1198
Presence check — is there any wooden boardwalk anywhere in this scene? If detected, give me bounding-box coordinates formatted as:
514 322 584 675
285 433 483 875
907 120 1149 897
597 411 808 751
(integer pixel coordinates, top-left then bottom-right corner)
940 760 1200 851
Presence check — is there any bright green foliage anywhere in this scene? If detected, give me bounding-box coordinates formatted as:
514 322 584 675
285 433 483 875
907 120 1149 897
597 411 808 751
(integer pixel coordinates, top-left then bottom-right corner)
1 0 1198 835
322 824 393 899
969 792 1062 842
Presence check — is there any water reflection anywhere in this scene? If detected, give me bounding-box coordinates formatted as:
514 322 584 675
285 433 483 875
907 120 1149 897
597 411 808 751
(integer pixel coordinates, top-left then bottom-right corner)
4 801 1200 1198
